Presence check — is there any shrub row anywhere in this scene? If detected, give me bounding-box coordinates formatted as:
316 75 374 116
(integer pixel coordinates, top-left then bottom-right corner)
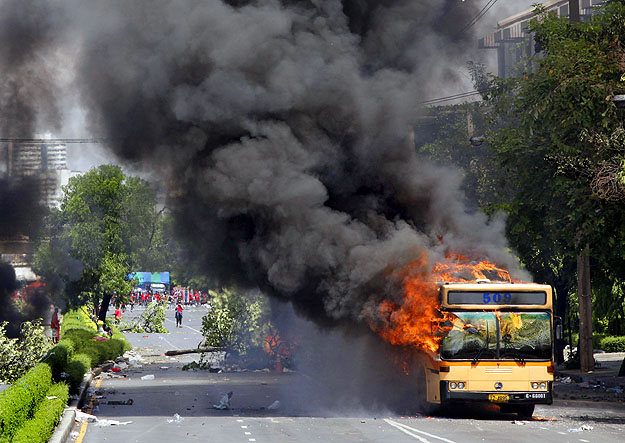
600 336 625 353
0 364 52 442
11 382 69 443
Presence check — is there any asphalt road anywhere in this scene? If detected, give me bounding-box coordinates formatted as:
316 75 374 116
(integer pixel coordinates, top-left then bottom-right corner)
72 306 625 443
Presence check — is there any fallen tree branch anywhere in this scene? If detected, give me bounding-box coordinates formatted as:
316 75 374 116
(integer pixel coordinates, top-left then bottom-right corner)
164 347 226 356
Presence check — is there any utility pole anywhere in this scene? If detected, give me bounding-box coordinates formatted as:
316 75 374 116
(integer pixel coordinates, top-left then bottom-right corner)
569 0 593 372
577 244 594 372
569 0 580 23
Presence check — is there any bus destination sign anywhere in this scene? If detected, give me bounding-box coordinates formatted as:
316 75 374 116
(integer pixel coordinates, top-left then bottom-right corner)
447 291 547 305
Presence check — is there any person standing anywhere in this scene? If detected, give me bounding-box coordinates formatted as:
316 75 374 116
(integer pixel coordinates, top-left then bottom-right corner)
175 303 183 328
50 307 61 343
114 306 122 324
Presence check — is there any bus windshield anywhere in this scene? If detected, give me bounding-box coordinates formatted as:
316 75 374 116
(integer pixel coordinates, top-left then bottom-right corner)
440 311 552 361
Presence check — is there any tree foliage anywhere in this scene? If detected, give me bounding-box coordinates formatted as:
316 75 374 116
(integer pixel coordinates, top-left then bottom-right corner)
0 320 53 383
485 3 625 333
33 165 171 319
201 288 272 357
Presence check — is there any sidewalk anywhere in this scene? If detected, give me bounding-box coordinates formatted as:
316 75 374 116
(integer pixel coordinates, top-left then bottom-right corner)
554 352 625 404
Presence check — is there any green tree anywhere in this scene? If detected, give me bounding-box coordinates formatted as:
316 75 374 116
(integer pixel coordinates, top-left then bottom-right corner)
33 165 167 321
201 288 272 358
486 2 625 334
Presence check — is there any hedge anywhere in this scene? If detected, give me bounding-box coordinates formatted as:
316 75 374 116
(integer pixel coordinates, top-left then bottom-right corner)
11 382 69 443
65 354 91 393
600 336 625 353
0 364 52 442
45 339 76 382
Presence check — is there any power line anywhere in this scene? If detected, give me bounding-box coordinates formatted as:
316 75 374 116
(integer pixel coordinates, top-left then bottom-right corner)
421 88 491 105
457 0 500 36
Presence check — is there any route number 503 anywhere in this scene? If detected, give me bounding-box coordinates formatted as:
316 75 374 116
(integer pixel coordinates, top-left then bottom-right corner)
482 292 512 304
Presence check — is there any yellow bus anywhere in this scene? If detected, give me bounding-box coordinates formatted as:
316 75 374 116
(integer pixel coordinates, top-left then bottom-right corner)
418 281 556 418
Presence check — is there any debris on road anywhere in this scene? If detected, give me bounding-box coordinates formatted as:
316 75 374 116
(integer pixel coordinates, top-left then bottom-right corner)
75 411 98 423
164 347 225 356
267 400 280 410
568 424 593 432
141 374 155 380
106 399 134 405
167 413 184 423
97 419 133 427
512 420 526 425
213 391 233 410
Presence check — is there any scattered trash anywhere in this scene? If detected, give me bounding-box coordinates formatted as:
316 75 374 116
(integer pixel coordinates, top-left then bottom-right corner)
97 419 133 427
607 387 624 394
213 392 233 410
167 413 184 423
568 424 593 433
106 399 134 405
46 396 58 400
557 376 572 384
267 400 280 410
111 368 121 373
512 420 526 425
161 366 169 369
75 411 97 423
141 374 155 380
70 431 79 438
114 362 128 370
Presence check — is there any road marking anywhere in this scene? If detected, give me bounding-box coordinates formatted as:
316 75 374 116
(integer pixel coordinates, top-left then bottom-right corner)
241 425 248 428
384 419 455 443
75 378 103 443
579 440 590 442
245 431 251 435
237 419 244 422
164 317 202 334
249 439 256 442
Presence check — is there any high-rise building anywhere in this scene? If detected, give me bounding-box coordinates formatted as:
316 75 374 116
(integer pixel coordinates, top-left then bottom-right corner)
3 141 75 208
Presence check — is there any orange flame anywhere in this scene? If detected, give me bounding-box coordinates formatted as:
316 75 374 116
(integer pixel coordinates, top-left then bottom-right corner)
372 254 516 354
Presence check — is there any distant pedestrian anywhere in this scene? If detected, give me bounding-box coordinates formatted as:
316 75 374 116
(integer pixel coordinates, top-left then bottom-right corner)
175 303 183 328
114 306 122 324
50 307 61 343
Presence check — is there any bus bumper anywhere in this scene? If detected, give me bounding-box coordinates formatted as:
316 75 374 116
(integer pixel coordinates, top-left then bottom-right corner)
440 381 553 405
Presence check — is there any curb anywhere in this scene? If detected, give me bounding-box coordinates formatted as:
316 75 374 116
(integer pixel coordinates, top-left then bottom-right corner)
49 371 95 443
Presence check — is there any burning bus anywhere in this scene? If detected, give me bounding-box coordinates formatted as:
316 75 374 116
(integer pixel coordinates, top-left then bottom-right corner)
374 259 557 418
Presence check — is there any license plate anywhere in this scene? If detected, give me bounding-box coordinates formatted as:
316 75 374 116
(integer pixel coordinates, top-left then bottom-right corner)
526 393 547 399
488 393 509 403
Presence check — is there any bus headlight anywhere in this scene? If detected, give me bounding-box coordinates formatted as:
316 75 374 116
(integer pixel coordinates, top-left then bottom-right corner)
457 382 465 389
540 382 547 390
450 382 457 389
531 382 539 389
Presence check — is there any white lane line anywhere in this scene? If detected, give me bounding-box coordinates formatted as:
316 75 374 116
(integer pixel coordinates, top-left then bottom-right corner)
237 419 244 422
249 439 256 442
241 425 248 428
245 432 251 435
579 440 590 442
158 334 180 350
384 420 430 443
384 419 456 443
164 317 202 334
